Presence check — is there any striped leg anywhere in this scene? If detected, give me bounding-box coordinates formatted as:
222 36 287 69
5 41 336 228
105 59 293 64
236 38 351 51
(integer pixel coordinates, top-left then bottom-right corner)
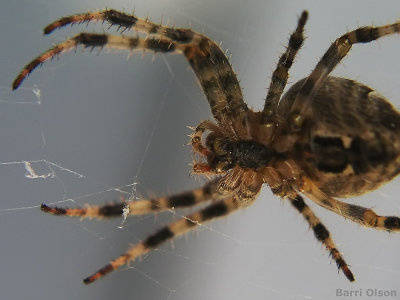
13 10 248 121
83 195 250 284
43 9 197 42
261 11 307 123
288 20 400 128
41 178 224 218
288 194 355 282
301 177 400 232
12 33 180 90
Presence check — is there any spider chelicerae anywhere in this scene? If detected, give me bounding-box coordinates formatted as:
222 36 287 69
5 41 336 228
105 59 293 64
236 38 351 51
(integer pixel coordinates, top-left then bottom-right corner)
13 9 400 284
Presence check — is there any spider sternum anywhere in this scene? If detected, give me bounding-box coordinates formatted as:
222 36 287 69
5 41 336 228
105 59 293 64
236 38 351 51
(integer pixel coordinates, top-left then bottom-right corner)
217 139 274 170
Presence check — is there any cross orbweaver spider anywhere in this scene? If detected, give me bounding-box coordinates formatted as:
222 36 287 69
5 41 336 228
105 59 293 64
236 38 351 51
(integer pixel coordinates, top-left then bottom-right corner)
13 9 400 284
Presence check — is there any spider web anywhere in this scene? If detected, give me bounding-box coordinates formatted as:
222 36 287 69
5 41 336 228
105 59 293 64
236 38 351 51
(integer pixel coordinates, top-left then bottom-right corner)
1 1 400 300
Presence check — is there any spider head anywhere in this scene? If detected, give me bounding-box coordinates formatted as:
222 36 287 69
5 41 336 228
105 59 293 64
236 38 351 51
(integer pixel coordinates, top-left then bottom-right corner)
205 136 236 172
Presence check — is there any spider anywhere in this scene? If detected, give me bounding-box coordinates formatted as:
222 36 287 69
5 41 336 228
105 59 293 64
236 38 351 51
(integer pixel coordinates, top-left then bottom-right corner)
12 9 400 284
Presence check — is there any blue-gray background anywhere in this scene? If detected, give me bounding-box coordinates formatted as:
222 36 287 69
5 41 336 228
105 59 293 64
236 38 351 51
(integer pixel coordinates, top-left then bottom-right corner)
1 1 400 299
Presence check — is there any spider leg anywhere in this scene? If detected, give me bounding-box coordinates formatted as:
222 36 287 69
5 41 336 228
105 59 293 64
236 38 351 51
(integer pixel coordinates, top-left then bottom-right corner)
14 10 248 122
44 10 142 35
43 9 195 43
301 177 400 232
261 11 307 123
12 33 178 90
288 20 400 128
288 194 355 282
83 195 252 284
41 178 223 218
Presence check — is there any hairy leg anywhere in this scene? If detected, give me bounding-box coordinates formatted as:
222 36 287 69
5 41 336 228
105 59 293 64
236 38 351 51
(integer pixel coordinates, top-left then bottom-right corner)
288 193 355 282
262 10 307 123
83 195 252 284
301 177 400 231
289 20 400 128
41 178 225 218
13 9 248 121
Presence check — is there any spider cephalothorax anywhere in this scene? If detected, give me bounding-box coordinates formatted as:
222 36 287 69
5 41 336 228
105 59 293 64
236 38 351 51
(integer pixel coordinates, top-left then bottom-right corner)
12 9 400 285
191 115 276 173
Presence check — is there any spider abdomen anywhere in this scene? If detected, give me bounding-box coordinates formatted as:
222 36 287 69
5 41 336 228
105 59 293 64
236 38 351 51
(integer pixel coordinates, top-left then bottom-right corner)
280 77 400 197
